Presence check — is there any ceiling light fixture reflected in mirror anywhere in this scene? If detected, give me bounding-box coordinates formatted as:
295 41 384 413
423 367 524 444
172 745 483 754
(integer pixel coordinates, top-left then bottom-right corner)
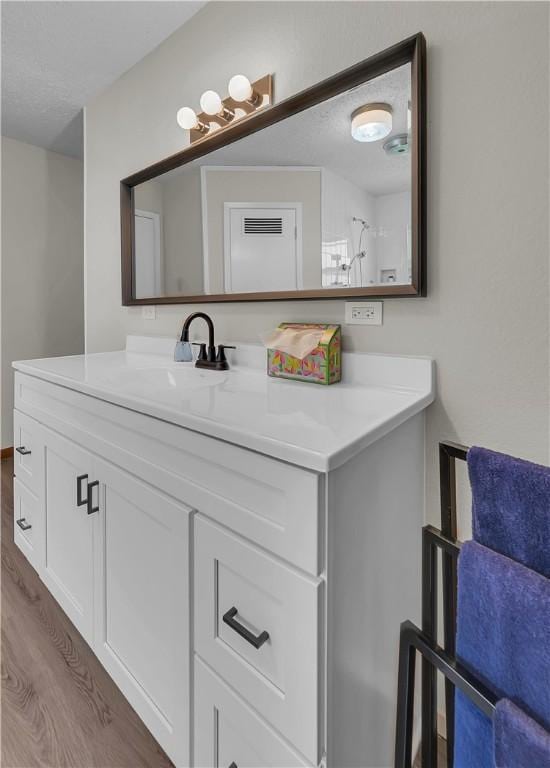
351 103 392 143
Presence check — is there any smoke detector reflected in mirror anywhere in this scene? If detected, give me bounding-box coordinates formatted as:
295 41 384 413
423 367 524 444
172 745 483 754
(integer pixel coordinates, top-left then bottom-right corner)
383 133 410 156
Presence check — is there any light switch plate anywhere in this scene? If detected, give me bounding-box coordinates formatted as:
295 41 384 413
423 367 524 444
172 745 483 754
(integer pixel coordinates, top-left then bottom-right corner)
345 301 383 326
142 306 156 320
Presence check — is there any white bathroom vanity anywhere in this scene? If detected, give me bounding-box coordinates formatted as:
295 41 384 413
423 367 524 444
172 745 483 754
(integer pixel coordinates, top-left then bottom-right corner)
12 336 434 768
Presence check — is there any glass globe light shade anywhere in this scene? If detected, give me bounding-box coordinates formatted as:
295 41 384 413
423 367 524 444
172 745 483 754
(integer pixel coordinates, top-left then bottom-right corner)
228 74 253 102
200 90 223 115
176 107 198 130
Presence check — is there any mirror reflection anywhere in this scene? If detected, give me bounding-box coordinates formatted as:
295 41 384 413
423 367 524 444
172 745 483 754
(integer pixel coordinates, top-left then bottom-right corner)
133 63 412 299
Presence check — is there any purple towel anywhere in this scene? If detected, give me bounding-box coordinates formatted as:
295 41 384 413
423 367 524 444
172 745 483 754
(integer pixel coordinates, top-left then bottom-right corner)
468 446 550 578
494 699 550 768
454 541 550 768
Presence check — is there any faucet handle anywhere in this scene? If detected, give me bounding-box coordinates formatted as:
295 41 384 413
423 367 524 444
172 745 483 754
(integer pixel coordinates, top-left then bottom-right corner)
192 342 208 361
216 344 236 364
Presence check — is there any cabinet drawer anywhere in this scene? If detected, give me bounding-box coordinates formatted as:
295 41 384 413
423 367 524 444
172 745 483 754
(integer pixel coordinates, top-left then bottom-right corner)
194 658 311 768
13 409 41 496
13 479 40 570
195 516 322 764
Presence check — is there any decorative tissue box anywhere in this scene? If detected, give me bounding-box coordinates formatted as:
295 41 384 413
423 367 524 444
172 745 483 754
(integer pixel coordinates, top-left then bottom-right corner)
267 323 341 385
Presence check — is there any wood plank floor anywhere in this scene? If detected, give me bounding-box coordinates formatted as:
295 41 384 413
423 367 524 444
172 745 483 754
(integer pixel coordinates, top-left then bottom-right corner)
1 457 174 768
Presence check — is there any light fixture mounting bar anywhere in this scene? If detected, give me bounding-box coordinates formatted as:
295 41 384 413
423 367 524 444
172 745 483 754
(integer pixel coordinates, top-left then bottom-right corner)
190 74 273 144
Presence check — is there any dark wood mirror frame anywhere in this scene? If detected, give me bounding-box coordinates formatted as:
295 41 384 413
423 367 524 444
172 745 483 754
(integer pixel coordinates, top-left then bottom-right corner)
121 33 426 306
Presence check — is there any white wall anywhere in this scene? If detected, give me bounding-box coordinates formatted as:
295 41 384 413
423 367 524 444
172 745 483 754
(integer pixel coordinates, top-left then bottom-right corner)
134 179 164 215
1 137 84 447
84 1 549 535
163 169 203 295
375 190 411 284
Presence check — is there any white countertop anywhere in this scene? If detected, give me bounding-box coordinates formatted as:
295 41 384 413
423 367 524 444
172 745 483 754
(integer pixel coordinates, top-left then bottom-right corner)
13 336 435 472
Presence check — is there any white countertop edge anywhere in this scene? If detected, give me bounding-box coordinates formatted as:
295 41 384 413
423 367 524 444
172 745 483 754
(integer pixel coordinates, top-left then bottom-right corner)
13 349 435 473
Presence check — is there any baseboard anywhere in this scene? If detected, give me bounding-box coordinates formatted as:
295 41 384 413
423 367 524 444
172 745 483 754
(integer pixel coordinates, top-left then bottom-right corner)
1 446 14 459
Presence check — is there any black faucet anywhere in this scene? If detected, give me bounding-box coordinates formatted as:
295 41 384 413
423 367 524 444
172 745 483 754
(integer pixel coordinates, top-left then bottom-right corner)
180 312 235 371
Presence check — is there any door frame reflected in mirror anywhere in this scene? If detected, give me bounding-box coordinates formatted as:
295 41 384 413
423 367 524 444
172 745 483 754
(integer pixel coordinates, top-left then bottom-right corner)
120 33 426 305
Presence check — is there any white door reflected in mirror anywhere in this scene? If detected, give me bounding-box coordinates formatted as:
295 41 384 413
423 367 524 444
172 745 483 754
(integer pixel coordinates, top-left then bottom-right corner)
134 209 162 299
224 205 302 293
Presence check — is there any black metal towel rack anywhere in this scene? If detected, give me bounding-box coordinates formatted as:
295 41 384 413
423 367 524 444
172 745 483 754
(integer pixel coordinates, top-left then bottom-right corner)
394 441 498 768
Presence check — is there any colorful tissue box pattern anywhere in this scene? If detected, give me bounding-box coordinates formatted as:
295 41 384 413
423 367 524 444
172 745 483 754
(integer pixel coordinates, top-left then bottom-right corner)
267 323 341 385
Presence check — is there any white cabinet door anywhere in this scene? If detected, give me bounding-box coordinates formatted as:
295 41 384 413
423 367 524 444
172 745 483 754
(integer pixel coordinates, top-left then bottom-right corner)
94 458 192 768
42 428 97 644
194 658 310 768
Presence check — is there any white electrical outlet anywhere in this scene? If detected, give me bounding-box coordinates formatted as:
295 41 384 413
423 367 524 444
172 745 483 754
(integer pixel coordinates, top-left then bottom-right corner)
345 301 383 326
142 306 156 320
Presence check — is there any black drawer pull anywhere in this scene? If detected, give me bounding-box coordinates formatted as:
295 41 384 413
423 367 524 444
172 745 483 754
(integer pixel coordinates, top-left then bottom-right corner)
16 446 31 456
222 607 269 649
77 474 89 506
87 480 99 515
16 518 32 531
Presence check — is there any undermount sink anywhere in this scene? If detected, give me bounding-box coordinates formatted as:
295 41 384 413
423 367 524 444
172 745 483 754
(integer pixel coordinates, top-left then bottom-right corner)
99 364 229 395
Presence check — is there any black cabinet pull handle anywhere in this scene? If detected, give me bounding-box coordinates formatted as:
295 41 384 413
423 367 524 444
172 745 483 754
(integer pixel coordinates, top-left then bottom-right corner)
16 446 31 456
87 480 99 515
222 607 269 649
16 518 32 531
77 474 89 506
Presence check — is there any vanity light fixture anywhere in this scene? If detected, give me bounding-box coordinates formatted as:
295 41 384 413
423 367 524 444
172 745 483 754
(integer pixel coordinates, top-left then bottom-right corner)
351 103 392 143
176 74 273 144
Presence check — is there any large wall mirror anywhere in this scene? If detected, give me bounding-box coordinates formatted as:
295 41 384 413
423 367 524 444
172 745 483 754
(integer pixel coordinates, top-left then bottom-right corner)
121 34 426 304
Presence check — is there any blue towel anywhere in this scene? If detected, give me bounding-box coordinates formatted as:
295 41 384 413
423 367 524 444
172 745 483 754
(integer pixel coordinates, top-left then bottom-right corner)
494 699 550 768
454 541 550 768
468 446 550 578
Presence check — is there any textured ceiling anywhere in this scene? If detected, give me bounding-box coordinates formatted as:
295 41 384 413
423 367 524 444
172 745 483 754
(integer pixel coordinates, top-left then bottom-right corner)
1 1 205 158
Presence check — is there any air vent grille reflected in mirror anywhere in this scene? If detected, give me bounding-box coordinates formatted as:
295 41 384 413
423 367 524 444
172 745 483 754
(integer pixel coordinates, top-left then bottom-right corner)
243 217 283 235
